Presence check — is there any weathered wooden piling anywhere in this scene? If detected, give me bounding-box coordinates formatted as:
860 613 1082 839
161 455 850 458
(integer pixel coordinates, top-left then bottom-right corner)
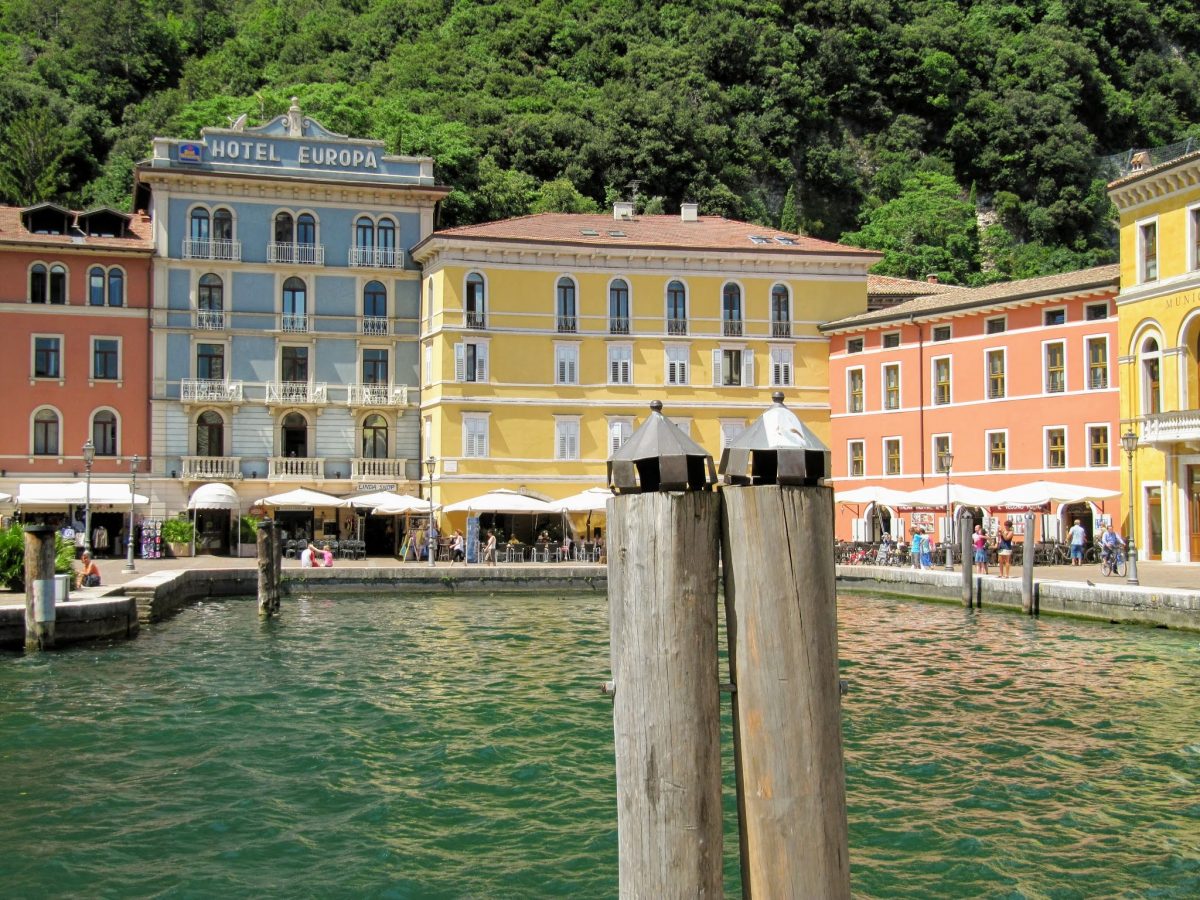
960 515 974 607
257 519 280 617
719 394 850 899
24 524 57 651
1021 513 1036 614
606 402 723 898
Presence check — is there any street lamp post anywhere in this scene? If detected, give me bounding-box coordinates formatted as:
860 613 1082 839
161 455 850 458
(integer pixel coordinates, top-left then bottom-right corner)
1121 429 1139 585
123 454 141 573
82 439 95 555
425 455 437 567
941 450 955 570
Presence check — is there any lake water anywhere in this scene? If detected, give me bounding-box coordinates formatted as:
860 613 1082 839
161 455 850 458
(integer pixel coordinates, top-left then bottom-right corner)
1 593 1198 897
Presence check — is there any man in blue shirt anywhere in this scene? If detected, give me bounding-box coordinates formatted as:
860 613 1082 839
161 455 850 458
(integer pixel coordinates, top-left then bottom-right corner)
1067 518 1088 566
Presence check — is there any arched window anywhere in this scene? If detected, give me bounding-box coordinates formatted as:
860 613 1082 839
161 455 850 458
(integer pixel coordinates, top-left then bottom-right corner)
355 216 374 250
274 212 294 243
30 263 47 303
363 280 387 320
556 277 577 332
108 268 124 307
377 218 396 264
667 280 687 334
281 412 308 458
190 208 210 241
282 277 307 331
362 413 388 459
89 267 106 306
92 410 118 456
1141 337 1162 415
722 283 743 336
609 279 630 334
770 284 790 337
196 410 225 457
212 208 233 241
465 273 486 328
49 265 66 304
199 274 224 310
33 408 59 456
297 213 316 245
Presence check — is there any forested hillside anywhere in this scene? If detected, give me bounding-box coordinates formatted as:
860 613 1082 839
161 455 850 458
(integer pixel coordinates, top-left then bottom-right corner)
1 0 1198 284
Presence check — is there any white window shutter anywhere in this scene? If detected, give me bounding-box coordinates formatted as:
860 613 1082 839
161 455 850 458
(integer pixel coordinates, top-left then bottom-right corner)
610 422 621 454
568 352 577 384
454 343 465 381
712 349 722 386
742 350 754 387
678 355 688 385
621 355 630 384
475 345 487 382
556 351 566 384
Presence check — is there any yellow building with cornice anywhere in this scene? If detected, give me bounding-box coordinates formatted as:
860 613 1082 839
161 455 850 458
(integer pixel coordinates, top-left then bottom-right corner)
411 203 880 523
1108 147 1200 562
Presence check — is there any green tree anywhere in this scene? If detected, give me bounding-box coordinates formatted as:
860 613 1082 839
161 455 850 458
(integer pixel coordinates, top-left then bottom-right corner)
779 185 799 234
0 108 71 204
530 178 600 214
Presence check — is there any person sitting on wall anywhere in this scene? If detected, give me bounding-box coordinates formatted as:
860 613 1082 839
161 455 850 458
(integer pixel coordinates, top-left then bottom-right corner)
300 544 315 567
76 551 101 588
320 543 334 567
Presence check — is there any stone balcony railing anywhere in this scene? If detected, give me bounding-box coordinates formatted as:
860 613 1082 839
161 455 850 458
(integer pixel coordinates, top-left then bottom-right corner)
268 242 324 265
265 381 328 405
361 315 388 336
182 239 241 261
280 313 310 333
181 456 243 480
269 456 324 480
348 247 402 268
1140 409 1200 447
347 384 410 407
180 379 243 404
351 457 408 480
196 309 226 330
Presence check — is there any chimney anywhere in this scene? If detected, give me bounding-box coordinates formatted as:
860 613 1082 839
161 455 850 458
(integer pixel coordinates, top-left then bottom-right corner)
680 203 699 223
925 274 939 284
613 201 634 220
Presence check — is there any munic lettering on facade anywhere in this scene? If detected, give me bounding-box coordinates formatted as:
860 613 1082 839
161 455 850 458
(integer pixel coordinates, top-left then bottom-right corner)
205 139 379 170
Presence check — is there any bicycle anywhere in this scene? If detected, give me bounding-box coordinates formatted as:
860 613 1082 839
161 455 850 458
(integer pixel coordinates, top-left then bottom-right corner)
1100 545 1127 578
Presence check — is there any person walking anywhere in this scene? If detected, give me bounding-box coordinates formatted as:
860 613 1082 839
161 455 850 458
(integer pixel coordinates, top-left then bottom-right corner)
450 530 465 565
1067 518 1087 566
910 528 923 569
972 524 989 575
483 529 498 566
997 520 1015 578
919 528 932 570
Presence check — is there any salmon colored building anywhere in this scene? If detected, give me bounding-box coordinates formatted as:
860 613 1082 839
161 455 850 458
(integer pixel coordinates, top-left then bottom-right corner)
822 265 1122 543
0 203 153 515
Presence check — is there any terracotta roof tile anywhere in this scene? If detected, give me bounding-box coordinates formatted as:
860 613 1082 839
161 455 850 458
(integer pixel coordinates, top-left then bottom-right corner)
0 204 153 251
867 273 959 297
422 212 881 257
822 264 1120 331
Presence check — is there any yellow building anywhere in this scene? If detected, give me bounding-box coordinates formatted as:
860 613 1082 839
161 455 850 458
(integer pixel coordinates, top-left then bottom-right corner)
1108 146 1200 562
410 202 880 529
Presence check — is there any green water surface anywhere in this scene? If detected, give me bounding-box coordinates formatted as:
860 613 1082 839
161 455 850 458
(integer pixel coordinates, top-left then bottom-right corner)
1 593 1198 897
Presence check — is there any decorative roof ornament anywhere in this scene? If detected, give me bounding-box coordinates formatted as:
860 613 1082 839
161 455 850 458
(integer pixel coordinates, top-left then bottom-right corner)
608 401 717 493
287 97 303 137
719 392 830 486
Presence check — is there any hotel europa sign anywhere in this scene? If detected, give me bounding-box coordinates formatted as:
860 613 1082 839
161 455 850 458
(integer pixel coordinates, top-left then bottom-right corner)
176 138 382 171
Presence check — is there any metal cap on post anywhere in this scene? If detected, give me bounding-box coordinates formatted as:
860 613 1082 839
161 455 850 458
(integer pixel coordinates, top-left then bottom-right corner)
719 392 831 486
608 400 716 493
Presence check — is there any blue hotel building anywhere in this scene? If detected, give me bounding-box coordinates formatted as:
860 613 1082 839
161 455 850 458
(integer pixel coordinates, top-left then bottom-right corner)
135 100 447 545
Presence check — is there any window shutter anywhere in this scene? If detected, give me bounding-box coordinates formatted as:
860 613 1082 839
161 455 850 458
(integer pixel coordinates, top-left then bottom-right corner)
556 350 566 384
742 350 754 387
610 422 621 454
454 343 465 381
567 352 577 385
620 354 630 384
475 345 488 382
711 349 722 386
678 354 688 385
557 423 567 459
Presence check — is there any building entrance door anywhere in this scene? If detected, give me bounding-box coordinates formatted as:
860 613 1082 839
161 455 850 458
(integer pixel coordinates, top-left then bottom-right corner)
1147 486 1163 560
1189 466 1200 561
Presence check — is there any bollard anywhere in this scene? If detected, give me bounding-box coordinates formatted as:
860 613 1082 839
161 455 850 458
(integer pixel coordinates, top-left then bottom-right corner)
606 402 723 898
257 519 277 617
1126 539 1140 586
1021 513 1035 614
718 394 850 898
960 514 973 607
24 524 57 651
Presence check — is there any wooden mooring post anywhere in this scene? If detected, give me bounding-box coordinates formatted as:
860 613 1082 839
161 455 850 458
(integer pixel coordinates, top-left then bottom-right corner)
257 519 280 617
960 514 974 607
605 402 724 898
1021 512 1036 615
24 524 57 651
718 394 850 898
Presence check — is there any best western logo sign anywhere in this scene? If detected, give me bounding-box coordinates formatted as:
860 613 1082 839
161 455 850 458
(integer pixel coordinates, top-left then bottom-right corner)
179 138 380 171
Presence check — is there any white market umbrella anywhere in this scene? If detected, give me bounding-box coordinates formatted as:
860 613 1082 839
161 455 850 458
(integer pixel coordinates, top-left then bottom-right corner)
370 493 437 515
349 490 422 510
834 485 917 507
443 489 557 515
990 480 1121 508
902 484 998 509
255 487 350 508
0 491 11 503
550 487 614 513
17 481 148 506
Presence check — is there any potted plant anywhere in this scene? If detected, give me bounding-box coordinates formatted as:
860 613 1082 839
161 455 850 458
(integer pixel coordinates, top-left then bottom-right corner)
0 524 75 592
162 517 195 558
239 515 261 557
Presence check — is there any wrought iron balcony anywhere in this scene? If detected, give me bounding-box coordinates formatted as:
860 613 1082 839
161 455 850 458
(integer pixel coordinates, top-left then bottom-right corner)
361 316 388 336
1140 410 1200 447
180 379 243 404
196 309 226 330
281 314 309 333
609 317 630 335
723 320 744 337
347 384 410 407
556 315 578 333
268 242 324 265
351 457 408 479
666 318 688 336
988 383 1006 399
182 239 241 261
1090 372 1109 390
771 321 791 338
465 311 487 329
269 456 325 480
181 456 243 480
265 381 328 405
348 247 402 268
